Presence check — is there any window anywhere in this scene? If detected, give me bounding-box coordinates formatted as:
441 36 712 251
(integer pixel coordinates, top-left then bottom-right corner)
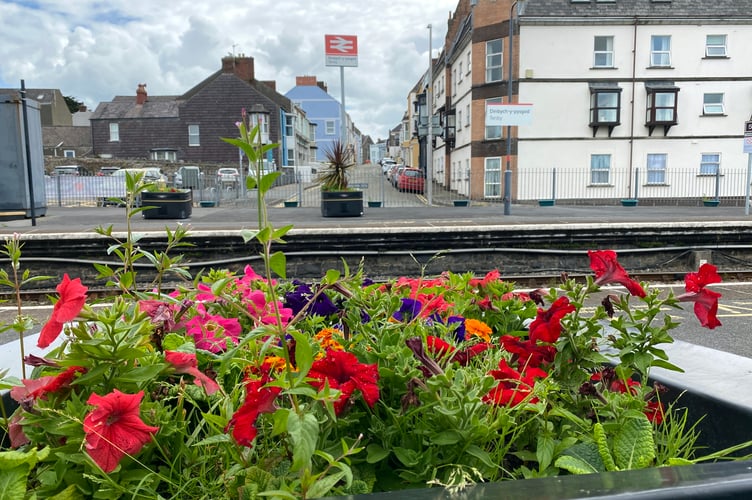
646 153 667 184
593 36 614 68
485 98 502 139
250 111 270 143
650 35 671 67
589 86 621 125
188 125 200 146
325 120 335 135
109 123 119 142
703 93 724 115
645 84 679 134
705 35 727 57
150 149 177 161
457 110 462 130
700 153 720 175
466 51 471 74
453 69 457 95
287 148 295 166
465 104 470 127
285 115 294 136
486 39 503 82
590 154 611 184
485 158 502 197
63 150 75 158
458 62 463 81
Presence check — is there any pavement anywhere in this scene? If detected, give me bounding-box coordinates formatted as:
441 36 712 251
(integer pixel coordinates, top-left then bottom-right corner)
3 202 752 236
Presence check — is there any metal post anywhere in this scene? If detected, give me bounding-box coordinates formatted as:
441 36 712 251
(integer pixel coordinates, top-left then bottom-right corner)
746 154 751 216
714 167 720 201
504 2 518 216
20 80 37 226
340 66 347 146
634 168 640 200
552 168 557 201
239 148 245 200
427 23 433 206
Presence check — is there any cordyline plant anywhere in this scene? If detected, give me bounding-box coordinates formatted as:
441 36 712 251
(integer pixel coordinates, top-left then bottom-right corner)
2 122 751 499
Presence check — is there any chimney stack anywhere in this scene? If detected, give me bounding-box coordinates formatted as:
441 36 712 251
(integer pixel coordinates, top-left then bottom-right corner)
296 75 318 86
136 83 147 105
222 55 255 82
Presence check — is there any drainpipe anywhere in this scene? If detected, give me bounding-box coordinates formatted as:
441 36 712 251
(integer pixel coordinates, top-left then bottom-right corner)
628 16 638 199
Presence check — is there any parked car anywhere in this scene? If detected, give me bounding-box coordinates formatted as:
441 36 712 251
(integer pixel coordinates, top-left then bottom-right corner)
97 166 120 176
386 163 402 183
396 168 425 193
381 158 397 175
390 165 407 187
217 167 240 187
112 167 167 184
53 165 82 176
175 166 202 189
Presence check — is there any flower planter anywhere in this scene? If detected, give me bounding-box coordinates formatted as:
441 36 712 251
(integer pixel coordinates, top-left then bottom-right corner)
321 190 363 217
367 201 382 208
199 200 216 208
284 201 299 208
538 199 555 207
141 190 192 219
703 199 720 207
620 198 638 207
453 200 470 207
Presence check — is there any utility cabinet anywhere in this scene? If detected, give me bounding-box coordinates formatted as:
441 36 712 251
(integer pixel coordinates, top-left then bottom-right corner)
0 94 47 218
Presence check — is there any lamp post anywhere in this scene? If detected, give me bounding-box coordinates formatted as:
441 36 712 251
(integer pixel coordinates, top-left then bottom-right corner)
504 0 527 216
427 23 433 206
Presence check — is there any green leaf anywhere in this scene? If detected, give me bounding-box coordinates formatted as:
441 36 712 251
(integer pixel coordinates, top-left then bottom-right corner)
269 251 287 280
555 442 604 474
48 484 82 500
240 228 261 244
594 423 618 471
613 416 655 470
0 447 50 500
537 434 555 471
431 430 462 446
306 470 346 498
393 447 420 467
258 171 282 193
289 330 313 378
366 444 390 464
287 412 319 472
650 359 685 373
323 269 341 284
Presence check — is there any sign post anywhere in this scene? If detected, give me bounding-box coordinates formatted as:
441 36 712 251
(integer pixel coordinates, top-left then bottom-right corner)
325 35 358 147
744 120 752 215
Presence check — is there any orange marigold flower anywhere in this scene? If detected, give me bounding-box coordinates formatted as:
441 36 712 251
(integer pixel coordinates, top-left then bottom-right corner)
315 328 345 352
465 318 492 342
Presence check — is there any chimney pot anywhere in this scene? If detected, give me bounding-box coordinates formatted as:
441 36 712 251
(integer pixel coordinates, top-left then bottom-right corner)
136 83 147 105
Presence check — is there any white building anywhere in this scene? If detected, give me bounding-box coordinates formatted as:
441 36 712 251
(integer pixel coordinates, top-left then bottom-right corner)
518 0 752 203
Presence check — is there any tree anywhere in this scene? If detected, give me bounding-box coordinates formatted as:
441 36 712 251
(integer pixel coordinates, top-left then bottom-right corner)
64 95 84 114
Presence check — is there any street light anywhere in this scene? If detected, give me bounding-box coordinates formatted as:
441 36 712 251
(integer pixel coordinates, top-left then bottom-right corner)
504 0 527 216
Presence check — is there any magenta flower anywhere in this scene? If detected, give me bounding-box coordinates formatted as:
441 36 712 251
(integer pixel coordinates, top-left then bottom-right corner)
165 351 220 395
185 304 242 353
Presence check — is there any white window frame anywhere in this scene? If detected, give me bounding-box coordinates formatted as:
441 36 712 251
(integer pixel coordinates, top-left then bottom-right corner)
486 39 503 83
700 153 721 175
705 34 727 57
650 35 672 67
63 150 75 158
188 124 200 146
590 154 611 185
703 93 724 115
484 157 502 198
458 62 463 82
150 150 177 161
646 153 667 184
457 110 462 130
593 36 614 68
466 51 471 75
485 97 502 139
465 104 470 127
109 123 119 142
325 120 335 135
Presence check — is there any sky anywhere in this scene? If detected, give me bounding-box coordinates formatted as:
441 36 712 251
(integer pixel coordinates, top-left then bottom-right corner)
0 0 460 141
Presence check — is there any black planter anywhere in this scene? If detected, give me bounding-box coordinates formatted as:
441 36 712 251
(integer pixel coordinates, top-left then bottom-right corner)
321 190 363 217
141 190 192 219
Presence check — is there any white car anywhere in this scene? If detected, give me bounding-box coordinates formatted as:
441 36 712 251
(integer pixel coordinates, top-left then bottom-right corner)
217 167 240 187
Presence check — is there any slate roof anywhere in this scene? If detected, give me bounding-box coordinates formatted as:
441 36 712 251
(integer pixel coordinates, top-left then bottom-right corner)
0 88 62 104
522 0 752 19
90 95 180 120
181 71 292 113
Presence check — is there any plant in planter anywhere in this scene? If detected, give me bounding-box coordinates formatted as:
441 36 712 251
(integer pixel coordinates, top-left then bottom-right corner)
318 140 363 217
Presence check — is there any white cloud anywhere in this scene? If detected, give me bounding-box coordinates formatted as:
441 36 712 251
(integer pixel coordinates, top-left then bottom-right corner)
0 0 459 140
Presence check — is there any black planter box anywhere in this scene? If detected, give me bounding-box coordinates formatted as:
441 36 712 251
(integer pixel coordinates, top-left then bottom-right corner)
141 190 192 219
321 190 363 217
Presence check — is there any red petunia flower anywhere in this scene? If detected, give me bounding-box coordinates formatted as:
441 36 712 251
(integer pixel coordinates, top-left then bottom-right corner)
645 400 665 425
528 296 576 344
83 390 159 473
226 377 281 447
483 359 548 407
588 250 646 298
677 263 722 329
37 274 88 348
165 351 220 395
308 350 379 415
499 335 556 368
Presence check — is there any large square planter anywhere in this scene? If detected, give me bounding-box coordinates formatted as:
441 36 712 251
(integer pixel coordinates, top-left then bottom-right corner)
321 190 363 217
141 190 192 219
703 199 720 207
620 199 639 207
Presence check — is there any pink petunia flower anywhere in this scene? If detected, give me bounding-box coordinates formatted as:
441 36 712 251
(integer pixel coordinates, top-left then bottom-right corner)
165 351 220 395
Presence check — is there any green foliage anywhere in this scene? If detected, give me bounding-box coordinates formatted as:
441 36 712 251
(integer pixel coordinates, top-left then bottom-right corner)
317 140 356 191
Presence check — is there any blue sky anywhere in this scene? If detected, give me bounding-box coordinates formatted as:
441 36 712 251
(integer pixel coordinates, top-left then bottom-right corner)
0 0 459 140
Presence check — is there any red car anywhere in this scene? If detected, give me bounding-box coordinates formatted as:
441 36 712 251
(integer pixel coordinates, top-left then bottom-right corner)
396 168 425 193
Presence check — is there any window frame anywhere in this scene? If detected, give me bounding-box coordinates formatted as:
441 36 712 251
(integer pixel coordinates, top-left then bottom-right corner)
484 157 502 198
486 39 503 83
646 153 667 185
188 124 200 146
700 153 721 176
485 98 502 139
645 85 679 134
650 35 672 67
109 122 119 142
702 92 725 115
589 88 621 126
590 154 611 185
593 36 614 68
705 34 727 57
325 120 336 135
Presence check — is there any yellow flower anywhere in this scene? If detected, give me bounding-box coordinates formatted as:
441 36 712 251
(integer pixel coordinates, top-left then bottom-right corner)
315 328 345 353
465 318 492 342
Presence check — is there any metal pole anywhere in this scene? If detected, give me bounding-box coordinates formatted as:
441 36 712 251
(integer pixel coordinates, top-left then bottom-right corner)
239 148 245 200
745 153 751 216
504 1 518 216
427 23 433 206
20 80 37 226
340 66 347 146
